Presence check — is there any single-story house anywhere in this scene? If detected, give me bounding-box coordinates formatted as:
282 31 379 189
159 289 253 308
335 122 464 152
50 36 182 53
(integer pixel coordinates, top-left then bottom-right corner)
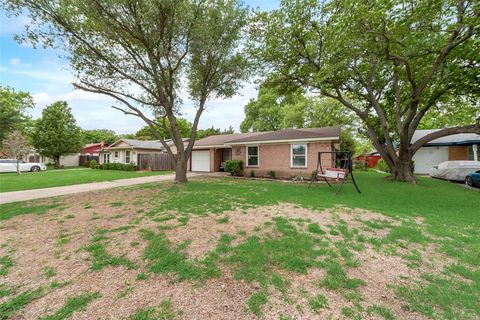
99 138 189 165
83 142 109 156
412 130 480 174
190 127 341 177
24 151 80 167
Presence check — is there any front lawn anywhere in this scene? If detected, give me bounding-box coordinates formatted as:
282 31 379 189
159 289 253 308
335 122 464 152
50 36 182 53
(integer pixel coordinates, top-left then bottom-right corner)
0 172 478 319
0 168 173 192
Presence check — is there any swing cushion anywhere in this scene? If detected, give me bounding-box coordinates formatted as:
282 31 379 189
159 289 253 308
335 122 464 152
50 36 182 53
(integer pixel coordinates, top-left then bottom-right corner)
320 168 348 180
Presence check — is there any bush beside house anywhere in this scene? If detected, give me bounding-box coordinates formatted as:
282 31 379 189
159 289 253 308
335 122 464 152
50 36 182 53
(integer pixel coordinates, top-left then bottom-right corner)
225 160 243 176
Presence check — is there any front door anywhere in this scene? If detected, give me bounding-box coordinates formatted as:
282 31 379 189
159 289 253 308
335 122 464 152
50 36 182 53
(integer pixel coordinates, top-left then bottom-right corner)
103 153 110 163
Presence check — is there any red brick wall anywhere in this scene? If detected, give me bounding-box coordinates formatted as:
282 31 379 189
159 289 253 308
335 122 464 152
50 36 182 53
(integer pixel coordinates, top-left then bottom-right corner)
231 142 334 178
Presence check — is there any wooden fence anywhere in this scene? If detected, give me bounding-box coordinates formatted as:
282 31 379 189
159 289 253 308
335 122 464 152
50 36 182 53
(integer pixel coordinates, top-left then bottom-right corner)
137 153 175 171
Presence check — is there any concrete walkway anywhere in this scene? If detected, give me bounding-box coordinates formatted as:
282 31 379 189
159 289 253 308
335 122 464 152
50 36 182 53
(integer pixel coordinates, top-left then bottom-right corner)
0 172 205 204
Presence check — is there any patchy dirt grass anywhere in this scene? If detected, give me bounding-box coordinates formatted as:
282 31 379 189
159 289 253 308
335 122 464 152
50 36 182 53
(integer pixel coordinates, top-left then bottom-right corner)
0 178 475 320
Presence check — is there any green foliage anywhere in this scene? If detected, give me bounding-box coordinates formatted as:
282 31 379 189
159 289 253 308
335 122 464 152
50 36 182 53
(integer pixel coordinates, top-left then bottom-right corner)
0 288 44 320
0 85 33 145
267 170 276 179
135 118 193 140
102 162 136 171
251 0 479 181
7 0 249 183
224 160 243 176
196 125 235 140
32 101 83 166
89 159 98 169
375 159 390 173
40 292 101 320
82 129 117 144
353 160 368 172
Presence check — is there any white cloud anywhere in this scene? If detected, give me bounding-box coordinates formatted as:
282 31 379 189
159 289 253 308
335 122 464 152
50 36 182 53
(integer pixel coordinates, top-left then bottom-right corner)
9 57 32 68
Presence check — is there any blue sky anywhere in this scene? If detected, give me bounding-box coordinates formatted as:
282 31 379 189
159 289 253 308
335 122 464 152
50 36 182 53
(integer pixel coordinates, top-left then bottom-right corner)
0 1 279 134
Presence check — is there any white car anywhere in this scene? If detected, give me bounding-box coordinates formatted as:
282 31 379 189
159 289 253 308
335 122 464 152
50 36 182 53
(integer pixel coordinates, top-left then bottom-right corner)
0 159 47 173
429 160 480 182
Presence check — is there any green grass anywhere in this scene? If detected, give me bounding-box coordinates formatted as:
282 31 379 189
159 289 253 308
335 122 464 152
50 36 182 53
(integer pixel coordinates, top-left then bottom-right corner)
43 266 57 278
0 288 44 320
0 202 62 221
0 256 14 276
128 298 177 320
246 291 268 316
0 169 173 192
82 241 136 271
40 291 101 320
309 294 328 313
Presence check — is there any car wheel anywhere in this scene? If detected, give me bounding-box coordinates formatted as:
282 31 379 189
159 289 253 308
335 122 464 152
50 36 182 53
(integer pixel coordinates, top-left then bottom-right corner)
465 176 473 187
31 165 40 172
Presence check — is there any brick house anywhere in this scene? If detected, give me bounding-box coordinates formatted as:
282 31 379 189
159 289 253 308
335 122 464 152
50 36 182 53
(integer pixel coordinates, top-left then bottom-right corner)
412 130 480 174
190 127 340 178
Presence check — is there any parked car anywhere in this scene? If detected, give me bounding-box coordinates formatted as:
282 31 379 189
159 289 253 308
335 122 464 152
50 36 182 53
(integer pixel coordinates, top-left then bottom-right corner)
429 161 480 182
0 159 47 173
465 171 480 188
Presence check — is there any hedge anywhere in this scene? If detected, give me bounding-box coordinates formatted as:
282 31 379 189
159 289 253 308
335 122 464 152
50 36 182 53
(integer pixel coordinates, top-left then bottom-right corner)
224 160 243 176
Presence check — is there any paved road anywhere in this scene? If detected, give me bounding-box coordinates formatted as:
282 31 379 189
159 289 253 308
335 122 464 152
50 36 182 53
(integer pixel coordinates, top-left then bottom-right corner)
0 173 205 204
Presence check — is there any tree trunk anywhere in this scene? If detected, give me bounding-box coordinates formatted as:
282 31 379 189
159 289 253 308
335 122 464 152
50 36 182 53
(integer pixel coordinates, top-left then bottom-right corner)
54 156 60 169
388 152 415 183
174 153 188 183
16 158 22 175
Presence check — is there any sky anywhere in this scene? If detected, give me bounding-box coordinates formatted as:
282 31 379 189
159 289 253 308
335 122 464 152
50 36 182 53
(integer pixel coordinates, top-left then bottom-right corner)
0 1 279 134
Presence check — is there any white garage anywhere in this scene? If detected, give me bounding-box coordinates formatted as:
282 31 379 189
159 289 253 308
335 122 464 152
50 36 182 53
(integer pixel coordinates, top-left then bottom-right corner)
412 146 448 174
191 150 210 172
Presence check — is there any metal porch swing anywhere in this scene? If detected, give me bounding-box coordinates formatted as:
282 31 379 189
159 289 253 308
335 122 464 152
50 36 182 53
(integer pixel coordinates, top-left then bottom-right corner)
309 151 361 195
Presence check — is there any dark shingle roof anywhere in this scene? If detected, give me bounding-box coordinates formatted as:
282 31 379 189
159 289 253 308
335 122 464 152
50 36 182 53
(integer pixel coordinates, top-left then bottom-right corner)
194 127 340 147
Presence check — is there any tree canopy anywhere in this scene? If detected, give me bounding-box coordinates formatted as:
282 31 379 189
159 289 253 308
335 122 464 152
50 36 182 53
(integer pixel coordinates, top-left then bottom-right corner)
5 0 250 182
82 129 118 145
251 0 480 182
0 85 33 146
32 101 83 167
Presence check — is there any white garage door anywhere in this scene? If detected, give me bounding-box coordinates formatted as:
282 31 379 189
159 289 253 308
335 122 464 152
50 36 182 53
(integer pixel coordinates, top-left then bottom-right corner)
191 150 210 172
412 147 449 174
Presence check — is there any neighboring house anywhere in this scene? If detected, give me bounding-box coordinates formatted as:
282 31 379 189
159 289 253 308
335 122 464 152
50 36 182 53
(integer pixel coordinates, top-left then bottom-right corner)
99 138 189 165
412 130 480 174
82 142 109 156
354 151 382 168
190 127 341 177
25 150 80 167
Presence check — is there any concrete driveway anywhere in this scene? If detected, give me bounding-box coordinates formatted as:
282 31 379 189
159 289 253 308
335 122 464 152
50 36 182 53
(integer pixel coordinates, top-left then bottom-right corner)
0 172 205 204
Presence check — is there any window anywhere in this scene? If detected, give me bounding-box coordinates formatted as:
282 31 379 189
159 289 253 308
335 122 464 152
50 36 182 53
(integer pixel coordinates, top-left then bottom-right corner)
291 144 307 167
468 145 479 161
247 146 259 166
114 151 119 158
103 153 110 163
125 150 131 163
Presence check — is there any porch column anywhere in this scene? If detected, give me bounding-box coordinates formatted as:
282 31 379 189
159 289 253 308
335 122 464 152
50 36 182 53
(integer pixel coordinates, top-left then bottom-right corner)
473 144 478 161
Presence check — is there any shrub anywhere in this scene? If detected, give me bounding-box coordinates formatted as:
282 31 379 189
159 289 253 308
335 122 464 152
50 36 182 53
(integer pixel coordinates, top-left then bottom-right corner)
375 158 390 173
90 159 98 169
224 160 243 176
84 160 91 168
353 160 368 171
267 170 276 179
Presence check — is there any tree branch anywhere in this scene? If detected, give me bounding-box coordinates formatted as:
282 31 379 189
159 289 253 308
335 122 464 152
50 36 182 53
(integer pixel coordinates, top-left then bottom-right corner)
410 124 480 154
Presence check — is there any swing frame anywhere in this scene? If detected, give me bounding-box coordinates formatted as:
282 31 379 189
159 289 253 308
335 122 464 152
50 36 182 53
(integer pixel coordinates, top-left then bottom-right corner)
309 151 361 195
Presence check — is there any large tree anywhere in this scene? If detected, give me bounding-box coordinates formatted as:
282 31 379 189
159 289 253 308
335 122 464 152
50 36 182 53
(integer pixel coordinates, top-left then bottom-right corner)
135 118 193 140
82 129 118 144
32 101 83 167
251 0 480 182
5 0 249 182
0 86 33 146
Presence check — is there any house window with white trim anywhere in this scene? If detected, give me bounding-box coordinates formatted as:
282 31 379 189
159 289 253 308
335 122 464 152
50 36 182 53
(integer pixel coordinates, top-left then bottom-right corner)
103 153 110 163
125 150 131 163
247 146 259 166
291 144 307 167
114 151 119 158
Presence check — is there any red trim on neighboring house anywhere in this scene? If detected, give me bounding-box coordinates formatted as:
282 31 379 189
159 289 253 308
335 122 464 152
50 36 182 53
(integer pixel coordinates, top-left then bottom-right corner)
82 143 109 155
355 154 381 168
